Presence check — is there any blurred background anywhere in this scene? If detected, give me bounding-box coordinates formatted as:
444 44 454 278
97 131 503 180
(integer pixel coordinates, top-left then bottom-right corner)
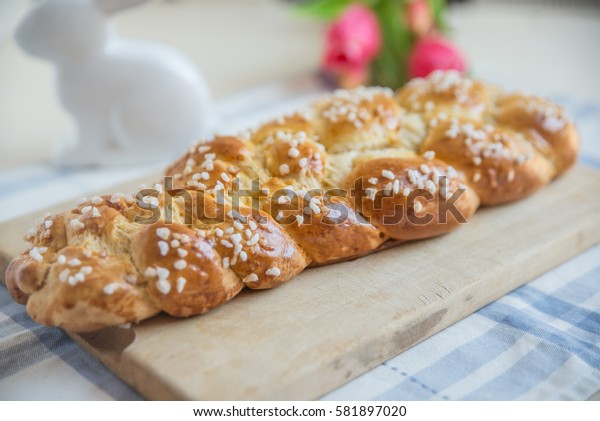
1 0 599 170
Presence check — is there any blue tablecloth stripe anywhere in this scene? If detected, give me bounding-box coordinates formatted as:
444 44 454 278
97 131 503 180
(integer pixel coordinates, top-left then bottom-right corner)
463 341 572 400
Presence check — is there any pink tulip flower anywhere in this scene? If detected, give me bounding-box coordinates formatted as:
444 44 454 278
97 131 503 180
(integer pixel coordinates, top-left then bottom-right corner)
406 0 434 37
323 4 381 87
407 35 466 78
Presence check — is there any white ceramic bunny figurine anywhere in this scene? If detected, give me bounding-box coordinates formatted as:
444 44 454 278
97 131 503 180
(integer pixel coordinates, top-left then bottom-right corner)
15 0 213 166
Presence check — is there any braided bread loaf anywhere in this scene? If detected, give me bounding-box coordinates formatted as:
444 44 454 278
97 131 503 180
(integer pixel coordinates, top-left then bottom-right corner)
6 71 579 332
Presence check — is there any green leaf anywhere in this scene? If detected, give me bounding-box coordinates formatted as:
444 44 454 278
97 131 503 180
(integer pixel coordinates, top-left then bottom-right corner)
369 0 412 88
427 0 448 33
293 0 354 20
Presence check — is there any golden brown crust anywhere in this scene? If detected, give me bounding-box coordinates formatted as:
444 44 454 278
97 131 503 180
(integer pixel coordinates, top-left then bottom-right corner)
19 246 158 332
165 136 252 193
132 222 243 317
396 70 491 118
420 118 555 205
6 252 47 303
345 156 479 240
312 86 404 153
4 71 578 332
208 204 309 289
262 131 326 181
270 193 385 263
494 94 579 174
25 212 68 249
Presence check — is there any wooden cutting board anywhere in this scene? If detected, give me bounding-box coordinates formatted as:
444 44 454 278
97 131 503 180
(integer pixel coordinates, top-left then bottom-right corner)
1 165 600 400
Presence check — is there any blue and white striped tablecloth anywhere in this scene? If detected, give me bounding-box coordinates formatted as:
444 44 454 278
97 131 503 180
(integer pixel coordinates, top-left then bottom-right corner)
1 75 599 400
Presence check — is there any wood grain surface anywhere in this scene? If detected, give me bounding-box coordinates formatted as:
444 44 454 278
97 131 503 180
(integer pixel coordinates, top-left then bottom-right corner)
1 165 600 400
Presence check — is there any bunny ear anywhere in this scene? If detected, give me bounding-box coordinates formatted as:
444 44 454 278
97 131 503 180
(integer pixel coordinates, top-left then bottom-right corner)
95 0 148 15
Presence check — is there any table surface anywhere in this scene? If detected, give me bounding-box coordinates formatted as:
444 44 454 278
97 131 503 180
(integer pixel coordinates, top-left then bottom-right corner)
1 0 599 400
